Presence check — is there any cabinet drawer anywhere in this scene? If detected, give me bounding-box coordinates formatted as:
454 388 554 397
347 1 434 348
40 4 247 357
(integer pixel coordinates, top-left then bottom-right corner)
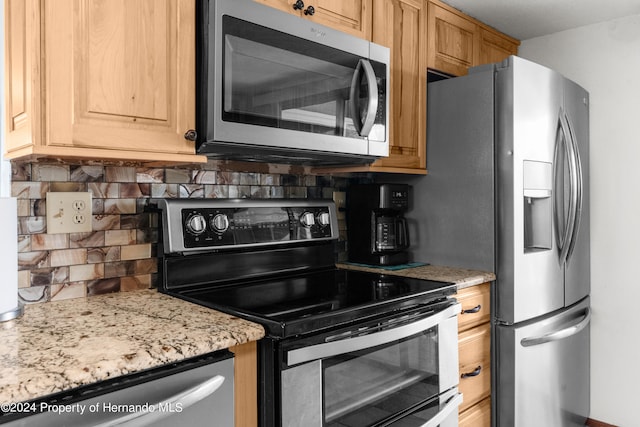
458 322 490 413
459 397 491 427
456 282 491 332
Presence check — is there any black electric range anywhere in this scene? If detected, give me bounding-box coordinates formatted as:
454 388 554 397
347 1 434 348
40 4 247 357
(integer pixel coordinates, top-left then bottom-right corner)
150 198 456 338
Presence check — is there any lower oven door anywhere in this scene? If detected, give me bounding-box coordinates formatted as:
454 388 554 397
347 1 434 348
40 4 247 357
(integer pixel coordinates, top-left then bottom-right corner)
280 302 461 427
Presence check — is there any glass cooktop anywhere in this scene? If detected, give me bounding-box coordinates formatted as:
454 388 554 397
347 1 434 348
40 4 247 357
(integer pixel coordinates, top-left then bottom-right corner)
173 269 456 338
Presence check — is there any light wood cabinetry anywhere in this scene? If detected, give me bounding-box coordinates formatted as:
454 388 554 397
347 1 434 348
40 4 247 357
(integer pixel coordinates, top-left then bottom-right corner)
428 0 519 77
459 396 491 427
428 1 476 76
457 282 492 424
4 0 206 165
315 0 428 175
230 341 259 427
368 0 427 173
318 0 518 175
255 0 372 39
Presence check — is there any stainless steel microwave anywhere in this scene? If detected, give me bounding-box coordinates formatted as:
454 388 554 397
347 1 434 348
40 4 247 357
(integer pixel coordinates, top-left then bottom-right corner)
196 0 390 165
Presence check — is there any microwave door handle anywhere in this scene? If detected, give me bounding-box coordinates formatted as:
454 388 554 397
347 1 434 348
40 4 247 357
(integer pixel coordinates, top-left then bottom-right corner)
417 393 463 427
349 59 379 137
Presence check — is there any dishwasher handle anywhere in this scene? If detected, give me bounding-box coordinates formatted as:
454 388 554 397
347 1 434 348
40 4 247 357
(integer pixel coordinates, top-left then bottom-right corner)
94 375 225 427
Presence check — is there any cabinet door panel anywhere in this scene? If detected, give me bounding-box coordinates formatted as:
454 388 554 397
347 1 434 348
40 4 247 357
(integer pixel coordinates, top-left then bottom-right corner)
45 0 195 155
428 2 476 76
256 0 371 38
459 397 491 427
87 0 169 121
478 27 518 65
458 322 491 413
371 0 426 170
4 0 41 152
308 0 371 38
457 282 491 332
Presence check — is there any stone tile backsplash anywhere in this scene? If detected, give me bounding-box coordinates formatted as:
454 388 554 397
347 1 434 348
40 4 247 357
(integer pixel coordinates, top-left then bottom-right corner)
12 161 350 304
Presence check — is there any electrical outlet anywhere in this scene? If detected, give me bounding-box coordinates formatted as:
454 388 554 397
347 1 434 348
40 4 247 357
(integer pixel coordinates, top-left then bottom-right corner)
332 191 346 220
46 192 92 234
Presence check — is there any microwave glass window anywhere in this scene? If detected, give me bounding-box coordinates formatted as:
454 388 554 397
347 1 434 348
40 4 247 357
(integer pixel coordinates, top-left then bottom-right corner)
323 326 440 426
222 16 385 139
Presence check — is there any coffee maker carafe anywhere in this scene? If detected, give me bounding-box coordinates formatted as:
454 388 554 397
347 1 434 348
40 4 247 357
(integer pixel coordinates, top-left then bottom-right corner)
347 184 410 266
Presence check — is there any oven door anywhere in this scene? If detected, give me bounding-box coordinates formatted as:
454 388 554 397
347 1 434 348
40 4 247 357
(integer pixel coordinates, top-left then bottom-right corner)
280 302 461 427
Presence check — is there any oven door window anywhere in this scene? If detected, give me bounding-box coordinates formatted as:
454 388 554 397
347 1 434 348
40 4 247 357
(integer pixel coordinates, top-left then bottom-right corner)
322 326 440 426
221 16 385 139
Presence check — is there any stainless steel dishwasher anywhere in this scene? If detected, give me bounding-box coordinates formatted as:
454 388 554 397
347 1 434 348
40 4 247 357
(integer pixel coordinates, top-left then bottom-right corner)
1 351 234 427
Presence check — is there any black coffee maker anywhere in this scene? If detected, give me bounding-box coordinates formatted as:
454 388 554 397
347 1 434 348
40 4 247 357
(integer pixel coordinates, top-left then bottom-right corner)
346 183 410 266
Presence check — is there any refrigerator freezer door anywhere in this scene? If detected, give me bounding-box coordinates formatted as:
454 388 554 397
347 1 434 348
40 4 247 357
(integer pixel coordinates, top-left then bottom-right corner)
562 78 590 307
495 56 565 324
495 296 590 427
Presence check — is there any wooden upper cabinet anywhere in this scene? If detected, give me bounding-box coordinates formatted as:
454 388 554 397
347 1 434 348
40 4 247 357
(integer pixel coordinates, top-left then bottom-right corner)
4 0 206 164
4 0 41 155
428 1 476 76
428 0 519 76
370 0 427 172
255 0 372 39
478 27 519 65
315 0 427 175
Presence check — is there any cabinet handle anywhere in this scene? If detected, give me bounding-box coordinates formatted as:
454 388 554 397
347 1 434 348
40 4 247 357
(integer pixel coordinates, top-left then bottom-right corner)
184 129 198 141
462 304 481 314
304 5 315 15
461 366 482 378
292 0 304 10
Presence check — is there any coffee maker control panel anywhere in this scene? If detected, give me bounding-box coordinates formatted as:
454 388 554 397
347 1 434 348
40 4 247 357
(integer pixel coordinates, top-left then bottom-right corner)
382 187 409 210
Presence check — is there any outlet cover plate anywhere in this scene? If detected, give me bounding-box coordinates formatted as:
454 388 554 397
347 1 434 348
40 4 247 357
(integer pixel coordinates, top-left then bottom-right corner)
46 192 92 234
332 191 346 220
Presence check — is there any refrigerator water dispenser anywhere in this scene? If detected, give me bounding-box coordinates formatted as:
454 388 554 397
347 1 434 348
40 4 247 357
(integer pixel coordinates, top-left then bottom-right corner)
523 161 552 252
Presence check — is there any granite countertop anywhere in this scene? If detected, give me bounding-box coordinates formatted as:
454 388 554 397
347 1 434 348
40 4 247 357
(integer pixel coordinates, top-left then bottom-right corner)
0 289 265 405
337 263 495 290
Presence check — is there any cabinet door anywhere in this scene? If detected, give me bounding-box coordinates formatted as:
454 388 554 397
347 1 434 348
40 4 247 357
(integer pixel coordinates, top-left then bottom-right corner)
457 282 491 332
4 0 41 154
477 27 519 65
370 0 426 171
459 397 491 427
458 322 491 413
428 2 476 76
44 0 196 156
256 0 372 39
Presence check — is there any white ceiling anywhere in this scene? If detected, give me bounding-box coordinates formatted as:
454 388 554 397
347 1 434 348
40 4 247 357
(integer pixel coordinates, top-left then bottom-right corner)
441 0 640 40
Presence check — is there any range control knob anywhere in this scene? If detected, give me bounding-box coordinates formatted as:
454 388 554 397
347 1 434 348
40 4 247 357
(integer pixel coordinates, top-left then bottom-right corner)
299 211 316 228
211 214 230 233
317 211 331 227
185 214 207 235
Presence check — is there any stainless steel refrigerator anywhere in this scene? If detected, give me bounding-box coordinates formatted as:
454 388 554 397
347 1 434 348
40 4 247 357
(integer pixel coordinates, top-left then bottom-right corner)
404 56 590 426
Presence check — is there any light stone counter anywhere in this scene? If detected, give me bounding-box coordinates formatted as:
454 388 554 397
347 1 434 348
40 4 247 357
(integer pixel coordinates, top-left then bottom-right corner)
337 263 495 290
0 289 265 405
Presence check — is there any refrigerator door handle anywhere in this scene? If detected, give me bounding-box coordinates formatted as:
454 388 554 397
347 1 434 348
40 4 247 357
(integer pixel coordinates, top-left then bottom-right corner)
553 110 580 265
564 112 584 263
520 307 591 347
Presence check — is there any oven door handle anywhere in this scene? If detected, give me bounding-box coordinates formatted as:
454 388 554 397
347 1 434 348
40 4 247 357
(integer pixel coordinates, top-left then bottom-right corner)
418 392 463 427
286 303 461 366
